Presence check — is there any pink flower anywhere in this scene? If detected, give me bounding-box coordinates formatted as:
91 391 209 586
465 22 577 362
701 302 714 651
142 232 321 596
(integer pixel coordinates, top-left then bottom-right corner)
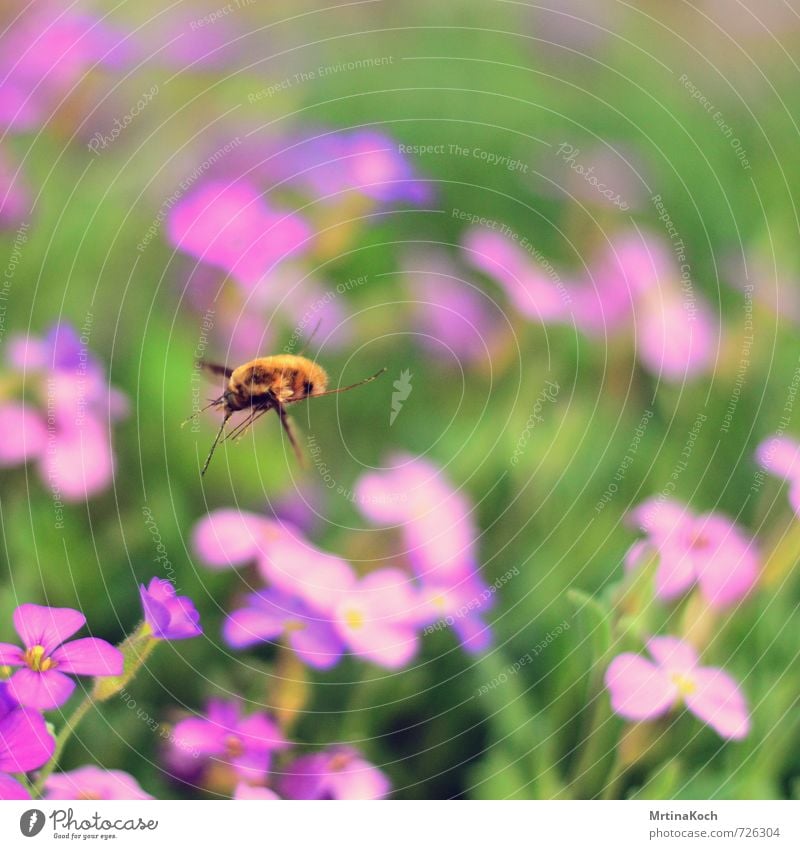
582 233 717 379
279 746 391 800
191 508 274 569
331 569 422 669
0 682 55 774
0 324 128 501
355 455 494 652
0 604 123 710
140 578 202 641
402 248 509 364
195 507 431 668
756 435 800 514
234 783 279 799
169 699 288 785
626 497 759 608
0 147 30 226
167 180 311 290
0 773 31 799
356 455 480 581
0 4 131 133
224 588 344 670
193 510 355 614
462 228 572 322
44 767 152 800
605 636 750 740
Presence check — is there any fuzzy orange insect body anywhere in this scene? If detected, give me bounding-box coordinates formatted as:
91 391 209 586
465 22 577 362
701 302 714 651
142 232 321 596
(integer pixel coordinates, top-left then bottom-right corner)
188 354 385 476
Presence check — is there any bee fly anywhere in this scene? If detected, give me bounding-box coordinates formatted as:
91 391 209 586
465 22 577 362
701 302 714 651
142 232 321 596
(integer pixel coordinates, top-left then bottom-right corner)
186 354 386 475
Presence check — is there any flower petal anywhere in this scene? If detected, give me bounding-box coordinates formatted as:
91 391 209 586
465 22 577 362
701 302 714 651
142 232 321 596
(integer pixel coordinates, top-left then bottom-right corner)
646 636 698 673
39 417 114 501
0 705 55 772
684 666 750 740
51 638 123 676
170 717 226 757
192 509 270 568
756 435 800 482
0 773 31 800
341 621 420 669
223 606 284 649
13 604 85 653
0 403 47 465
605 653 677 721
695 526 759 609
7 668 76 710
233 783 279 800
44 766 153 800
0 643 24 666
653 545 697 601
289 622 345 670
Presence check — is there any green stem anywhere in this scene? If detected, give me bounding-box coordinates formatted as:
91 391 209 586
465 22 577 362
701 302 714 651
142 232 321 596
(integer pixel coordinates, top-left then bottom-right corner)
33 695 95 792
600 753 627 800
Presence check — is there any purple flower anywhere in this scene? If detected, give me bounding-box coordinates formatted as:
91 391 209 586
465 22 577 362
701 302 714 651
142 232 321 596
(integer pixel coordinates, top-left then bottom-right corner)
44 766 152 800
140 578 202 641
0 683 55 774
170 699 288 785
224 588 344 670
605 636 749 740
279 746 390 800
0 4 131 133
167 180 311 291
626 498 759 608
756 435 800 514
0 604 123 710
0 324 128 501
272 128 432 205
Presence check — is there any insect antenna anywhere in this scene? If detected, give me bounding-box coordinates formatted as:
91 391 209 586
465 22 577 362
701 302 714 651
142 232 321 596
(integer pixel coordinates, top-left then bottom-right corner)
283 367 387 405
200 411 232 476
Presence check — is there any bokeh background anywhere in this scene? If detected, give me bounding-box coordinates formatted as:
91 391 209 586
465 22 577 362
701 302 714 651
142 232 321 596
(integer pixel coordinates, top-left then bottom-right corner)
1 0 799 800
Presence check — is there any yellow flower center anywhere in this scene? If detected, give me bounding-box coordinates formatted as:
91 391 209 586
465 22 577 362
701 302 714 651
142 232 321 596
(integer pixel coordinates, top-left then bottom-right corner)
670 672 697 697
24 645 55 672
431 592 448 612
344 609 365 630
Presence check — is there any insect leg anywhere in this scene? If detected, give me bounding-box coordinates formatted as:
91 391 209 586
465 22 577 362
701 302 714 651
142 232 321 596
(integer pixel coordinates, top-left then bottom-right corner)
276 403 306 467
200 411 232 476
225 405 271 442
